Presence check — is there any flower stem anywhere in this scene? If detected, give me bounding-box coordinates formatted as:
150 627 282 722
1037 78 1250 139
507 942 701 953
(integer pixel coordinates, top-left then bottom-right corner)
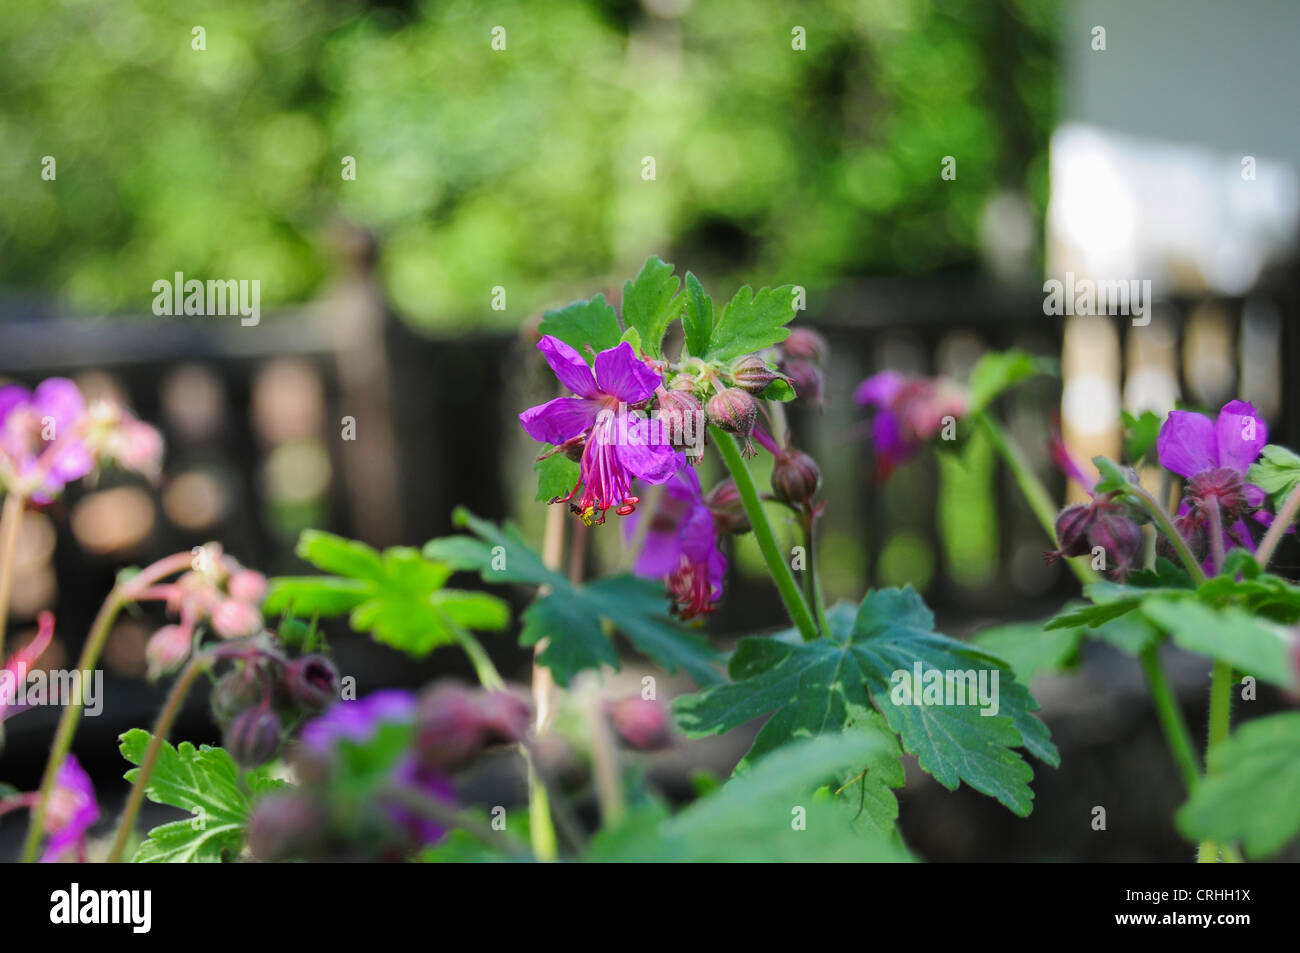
1137 645 1201 793
974 411 1094 587
1123 483 1208 585
710 424 819 641
1253 481 1300 569
443 613 504 691
19 550 196 863
1195 499 1236 863
583 677 625 827
107 652 213 862
800 508 832 637
0 492 26 664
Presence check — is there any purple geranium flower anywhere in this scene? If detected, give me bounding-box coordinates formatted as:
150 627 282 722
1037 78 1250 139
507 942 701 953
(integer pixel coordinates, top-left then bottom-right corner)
520 336 684 524
300 690 454 847
626 467 727 619
0 378 94 502
41 755 99 863
300 689 418 751
854 371 968 479
1156 400 1274 565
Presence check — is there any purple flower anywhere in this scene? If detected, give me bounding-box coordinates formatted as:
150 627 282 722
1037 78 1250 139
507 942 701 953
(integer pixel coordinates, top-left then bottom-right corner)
626 467 727 619
300 689 418 751
0 378 93 502
300 690 454 848
854 371 968 479
41 755 99 863
520 337 684 524
1157 400 1273 562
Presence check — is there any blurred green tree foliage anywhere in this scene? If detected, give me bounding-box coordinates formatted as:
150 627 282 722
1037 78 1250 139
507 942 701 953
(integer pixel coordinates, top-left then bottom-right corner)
0 0 1058 329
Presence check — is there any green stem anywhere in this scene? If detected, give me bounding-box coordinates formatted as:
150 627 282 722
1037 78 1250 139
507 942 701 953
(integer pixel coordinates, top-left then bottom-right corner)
443 614 504 691
1137 645 1201 793
710 424 819 641
107 653 212 862
974 411 1093 587
20 550 196 862
1254 481 1300 570
1196 500 1234 863
801 509 831 637
1125 483 1208 585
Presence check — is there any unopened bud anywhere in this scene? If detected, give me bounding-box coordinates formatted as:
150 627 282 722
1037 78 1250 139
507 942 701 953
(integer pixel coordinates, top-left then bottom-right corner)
210 669 264 725
227 569 268 605
284 655 340 713
783 358 824 407
728 355 787 395
668 373 699 393
414 683 490 771
782 327 827 364
145 624 192 680
211 599 262 639
704 478 751 534
248 792 324 862
1050 504 1094 560
224 706 282 766
1089 505 1144 578
706 388 757 443
656 389 704 448
771 450 822 504
608 695 671 751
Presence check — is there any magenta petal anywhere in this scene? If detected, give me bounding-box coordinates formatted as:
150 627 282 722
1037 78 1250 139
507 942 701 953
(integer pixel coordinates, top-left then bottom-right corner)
40 754 99 863
664 465 704 505
633 528 684 577
0 385 30 425
616 427 684 484
537 336 598 398
31 378 85 434
854 371 904 408
519 397 600 445
1215 400 1267 475
1157 410 1216 479
594 342 661 404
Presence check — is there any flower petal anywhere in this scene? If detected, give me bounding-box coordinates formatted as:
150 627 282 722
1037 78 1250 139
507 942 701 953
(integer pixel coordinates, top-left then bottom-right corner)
519 397 599 445
1214 400 1267 475
31 378 85 435
616 418 684 483
594 342 661 403
537 336 598 398
854 371 904 408
1156 410 1216 479
0 384 30 425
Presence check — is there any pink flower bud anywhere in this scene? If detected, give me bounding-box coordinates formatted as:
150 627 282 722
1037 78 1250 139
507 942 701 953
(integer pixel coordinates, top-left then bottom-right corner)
145 624 192 679
227 569 268 605
211 598 262 639
224 706 282 766
704 478 751 535
771 450 822 505
608 695 671 751
706 388 758 448
782 327 827 364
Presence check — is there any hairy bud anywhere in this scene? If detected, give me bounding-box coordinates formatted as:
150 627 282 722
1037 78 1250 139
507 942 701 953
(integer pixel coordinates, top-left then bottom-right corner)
608 695 671 751
210 668 264 725
145 624 192 680
656 389 704 449
706 388 758 447
771 450 822 505
704 478 751 534
285 655 340 713
211 598 262 639
783 358 824 407
728 355 787 395
225 706 282 766
248 792 324 862
782 327 827 364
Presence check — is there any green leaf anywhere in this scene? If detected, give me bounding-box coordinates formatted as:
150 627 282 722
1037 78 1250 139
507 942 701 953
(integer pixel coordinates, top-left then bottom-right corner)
1089 613 1161 656
967 349 1057 414
533 448 579 503
1121 410 1163 465
681 271 712 358
621 256 680 358
1177 712 1300 857
586 732 913 861
119 729 255 863
972 618 1083 682
675 590 1055 816
267 530 511 658
762 377 797 401
837 709 906 834
427 510 722 687
1247 444 1300 503
1092 455 1131 494
702 283 796 362
1140 599 1292 685
537 295 622 365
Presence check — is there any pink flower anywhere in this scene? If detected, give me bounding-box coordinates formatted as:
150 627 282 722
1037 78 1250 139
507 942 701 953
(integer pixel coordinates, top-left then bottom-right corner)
520 337 684 523
854 371 968 479
41 755 100 863
626 468 727 619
